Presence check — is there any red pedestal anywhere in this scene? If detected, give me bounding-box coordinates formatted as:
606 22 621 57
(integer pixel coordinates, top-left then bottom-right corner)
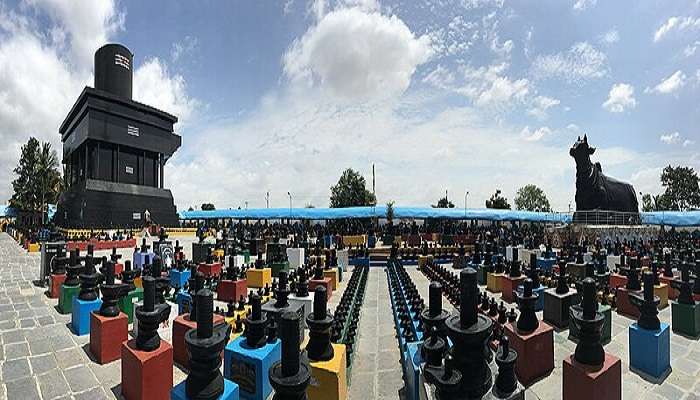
49 273 66 298
562 353 621 400
608 273 627 289
114 263 124 276
659 276 679 300
217 279 248 303
172 314 225 369
309 278 333 301
198 262 223 278
504 321 554 385
121 339 173 400
90 312 128 364
501 275 526 303
615 287 640 318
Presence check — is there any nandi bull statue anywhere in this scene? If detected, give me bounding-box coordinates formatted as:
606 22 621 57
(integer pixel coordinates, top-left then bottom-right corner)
570 135 638 212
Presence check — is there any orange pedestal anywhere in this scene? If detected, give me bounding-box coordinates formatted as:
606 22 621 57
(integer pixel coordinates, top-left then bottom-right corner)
615 287 640 318
659 276 679 300
172 314 225 369
501 276 526 303
198 262 223 278
121 339 173 400
504 321 554 385
90 312 128 364
309 278 333 301
49 273 66 298
562 353 621 400
608 273 627 289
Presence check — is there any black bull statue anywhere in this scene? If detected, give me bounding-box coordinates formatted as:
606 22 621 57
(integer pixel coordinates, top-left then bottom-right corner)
570 135 639 212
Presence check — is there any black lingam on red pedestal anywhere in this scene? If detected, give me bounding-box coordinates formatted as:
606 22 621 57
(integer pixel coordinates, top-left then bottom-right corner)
136 277 172 351
269 311 311 400
306 286 334 361
99 261 131 317
571 278 605 365
516 278 539 333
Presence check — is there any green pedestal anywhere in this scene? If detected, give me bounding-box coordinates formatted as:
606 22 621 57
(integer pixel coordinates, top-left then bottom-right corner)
242 250 250 264
570 303 611 344
269 262 290 278
58 285 80 314
118 288 144 324
477 265 488 286
672 302 700 338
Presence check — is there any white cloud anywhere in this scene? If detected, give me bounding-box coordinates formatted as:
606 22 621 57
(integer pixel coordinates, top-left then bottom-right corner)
600 29 619 45
532 42 608 84
683 41 700 57
654 16 700 42
134 58 199 126
171 35 198 62
527 96 560 119
520 126 552 141
602 83 636 113
457 63 530 111
422 64 455 89
645 70 686 94
683 139 695 147
283 7 433 100
660 132 681 144
573 0 597 11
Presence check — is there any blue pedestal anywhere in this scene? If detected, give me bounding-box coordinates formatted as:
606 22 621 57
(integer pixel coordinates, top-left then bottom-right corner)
537 257 557 273
133 251 156 269
170 269 191 290
323 234 333 248
71 298 102 336
172 378 239 400
224 336 281 400
177 292 192 315
516 284 546 311
629 322 671 379
403 341 422 400
368 236 376 248
352 257 370 267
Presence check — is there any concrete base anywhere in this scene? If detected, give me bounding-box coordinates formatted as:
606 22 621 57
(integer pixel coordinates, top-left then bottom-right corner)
504 321 554 386
90 312 128 364
121 339 173 400
286 248 305 269
224 336 281 400
671 301 700 337
629 323 671 379
562 353 621 400
288 294 313 322
308 343 348 400
71 297 102 336
567 263 587 281
543 288 579 329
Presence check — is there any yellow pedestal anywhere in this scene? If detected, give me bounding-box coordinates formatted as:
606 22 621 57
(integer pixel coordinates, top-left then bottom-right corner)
308 343 347 400
309 255 327 267
28 243 40 253
323 269 339 290
134 276 143 289
654 283 669 309
342 235 366 247
213 249 225 260
418 255 434 268
247 268 272 288
487 273 504 293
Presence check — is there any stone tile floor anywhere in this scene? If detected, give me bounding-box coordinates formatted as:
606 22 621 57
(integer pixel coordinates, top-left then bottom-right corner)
0 232 699 399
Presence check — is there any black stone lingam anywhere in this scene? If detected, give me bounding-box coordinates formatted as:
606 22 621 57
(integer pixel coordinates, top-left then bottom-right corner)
515 278 539 333
295 268 309 297
184 288 232 400
78 256 101 301
556 261 569 294
274 271 291 308
493 336 518 397
65 249 82 286
630 271 661 330
98 261 132 317
421 282 450 342
121 260 136 286
444 268 493 398
663 253 674 278
269 311 311 400
693 263 700 295
570 278 605 365
110 247 122 264
189 272 206 321
672 263 695 305
306 286 334 361
135 277 171 351
509 261 521 278
428 353 462 399
626 259 642 291
529 253 540 288
244 293 269 348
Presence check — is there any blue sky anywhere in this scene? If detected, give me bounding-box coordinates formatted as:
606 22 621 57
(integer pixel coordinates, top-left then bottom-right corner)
0 0 698 211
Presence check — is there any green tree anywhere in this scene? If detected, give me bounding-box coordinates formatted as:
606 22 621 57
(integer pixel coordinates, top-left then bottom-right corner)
485 189 511 209
514 184 552 212
432 196 455 208
659 165 700 211
201 203 216 211
329 168 376 208
10 138 62 223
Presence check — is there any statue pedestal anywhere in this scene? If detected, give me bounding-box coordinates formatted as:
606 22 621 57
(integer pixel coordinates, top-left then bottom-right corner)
58 284 80 314
503 321 554 386
562 353 621 400
172 314 225 369
198 262 223 278
309 278 333 301
323 269 339 290
261 302 305 341
246 268 272 289
268 262 288 278
501 276 525 303
566 263 587 281
308 343 348 400
487 272 504 293
114 263 123 276
608 273 627 289
543 288 579 329
654 284 669 309
90 312 128 364
169 269 191 290
49 273 66 298
192 242 214 264
477 264 488 285
659 276 679 300
629 323 671 379
569 304 611 344
118 288 144 324
671 302 700 337
133 251 155 269
224 336 281 400
172 378 239 400
404 342 422 400
218 279 248 303
353 257 369 268
615 287 640 318
418 255 433 268
121 339 173 400
288 294 313 321
176 291 192 315
516 284 545 311
537 257 557 273
286 248 305 269
71 298 102 336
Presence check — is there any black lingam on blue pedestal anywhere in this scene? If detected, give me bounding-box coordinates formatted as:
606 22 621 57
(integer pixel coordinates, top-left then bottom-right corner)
185 288 232 400
630 271 661 330
269 311 311 400
65 249 82 286
571 278 605 365
135 277 171 351
445 268 493 398
306 286 334 361
493 336 518 398
515 278 539 333
245 293 269 349
421 282 450 343
78 256 101 301
99 261 131 317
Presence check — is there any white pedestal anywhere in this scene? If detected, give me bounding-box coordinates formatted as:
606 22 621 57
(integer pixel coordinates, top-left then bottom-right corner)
229 255 246 268
288 294 313 323
286 248 305 269
607 255 621 269
336 249 349 271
